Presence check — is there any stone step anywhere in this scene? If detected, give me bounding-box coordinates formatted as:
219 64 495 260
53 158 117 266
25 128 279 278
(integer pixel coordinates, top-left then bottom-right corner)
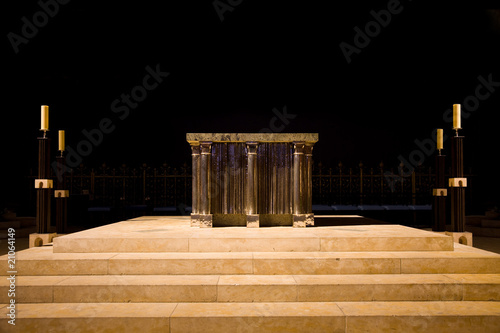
1 274 499 303
2 245 500 276
467 226 500 238
0 221 21 229
1 301 499 332
18 217 36 227
482 219 500 228
52 219 454 253
486 211 500 219
466 215 485 226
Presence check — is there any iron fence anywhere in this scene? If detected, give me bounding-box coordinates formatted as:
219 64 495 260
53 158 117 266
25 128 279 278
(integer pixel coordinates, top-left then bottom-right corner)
26 161 474 212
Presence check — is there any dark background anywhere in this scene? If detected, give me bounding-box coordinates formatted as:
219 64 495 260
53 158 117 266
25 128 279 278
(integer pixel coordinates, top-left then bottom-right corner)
3 2 500 215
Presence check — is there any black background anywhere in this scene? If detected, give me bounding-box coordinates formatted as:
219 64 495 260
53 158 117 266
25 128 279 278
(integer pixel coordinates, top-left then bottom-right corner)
3 2 500 213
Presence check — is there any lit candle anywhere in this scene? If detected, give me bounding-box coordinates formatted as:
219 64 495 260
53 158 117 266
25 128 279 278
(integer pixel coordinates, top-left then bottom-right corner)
453 104 461 130
41 105 49 130
437 129 443 150
58 130 65 151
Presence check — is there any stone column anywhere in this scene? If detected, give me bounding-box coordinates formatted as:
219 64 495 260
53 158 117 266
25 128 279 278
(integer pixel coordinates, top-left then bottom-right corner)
190 143 201 227
304 142 315 226
293 141 306 227
246 142 259 227
199 141 213 227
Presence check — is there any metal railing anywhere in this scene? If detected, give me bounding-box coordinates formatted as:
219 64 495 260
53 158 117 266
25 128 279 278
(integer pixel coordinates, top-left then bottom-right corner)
26 161 474 212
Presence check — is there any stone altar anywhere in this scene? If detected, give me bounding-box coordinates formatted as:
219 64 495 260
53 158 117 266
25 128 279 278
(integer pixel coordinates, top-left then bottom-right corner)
187 133 318 227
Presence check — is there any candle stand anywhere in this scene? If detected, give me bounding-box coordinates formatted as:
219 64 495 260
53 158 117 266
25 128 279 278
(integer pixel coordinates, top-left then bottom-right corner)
447 128 473 245
35 130 52 233
432 150 446 231
31 129 57 247
55 152 69 233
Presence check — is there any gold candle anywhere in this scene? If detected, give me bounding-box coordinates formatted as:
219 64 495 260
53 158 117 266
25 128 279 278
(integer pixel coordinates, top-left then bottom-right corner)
58 130 65 151
437 129 443 150
41 105 49 130
453 104 461 130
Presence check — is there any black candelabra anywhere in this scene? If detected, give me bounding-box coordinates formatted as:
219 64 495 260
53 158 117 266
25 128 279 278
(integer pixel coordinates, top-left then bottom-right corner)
35 106 52 234
450 104 467 232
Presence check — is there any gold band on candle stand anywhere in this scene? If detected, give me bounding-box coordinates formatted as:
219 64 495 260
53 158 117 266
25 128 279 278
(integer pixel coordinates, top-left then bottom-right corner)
35 179 53 189
449 177 467 187
433 188 447 196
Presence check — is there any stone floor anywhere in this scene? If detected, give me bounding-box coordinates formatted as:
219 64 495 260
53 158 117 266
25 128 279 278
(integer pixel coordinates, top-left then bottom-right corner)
2 215 500 255
4 236 500 255
1 216 500 332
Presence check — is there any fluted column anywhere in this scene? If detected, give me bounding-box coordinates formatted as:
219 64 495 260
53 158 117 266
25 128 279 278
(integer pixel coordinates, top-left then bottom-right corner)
304 142 314 226
190 142 201 227
293 141 306 227
199 141 213 227
246 141 259 227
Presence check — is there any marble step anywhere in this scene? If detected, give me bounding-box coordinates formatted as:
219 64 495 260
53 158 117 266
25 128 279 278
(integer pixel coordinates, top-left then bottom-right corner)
1 274 499 303
2 245 500 276
52 221 454 253
1 301 499 332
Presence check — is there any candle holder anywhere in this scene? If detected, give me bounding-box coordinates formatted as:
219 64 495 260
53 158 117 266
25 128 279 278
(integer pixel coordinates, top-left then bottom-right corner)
35 128 52 234
55 150 68 234
449 129 466 232
432 150 446 232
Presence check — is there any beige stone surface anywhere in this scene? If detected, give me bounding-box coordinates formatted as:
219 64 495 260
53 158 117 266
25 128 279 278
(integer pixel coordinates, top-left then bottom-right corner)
53 275 219 302
54 237 189 253
29 232 57 247
0 303 175 333
2 216 500 331
170 302 344 333
320 236 453 252
189 237 320 252
294 274 462 301
446 231 473 246
5 273 500 303
253 252 401 275
3 242 500 277
108 252 253 275
0 247 113 275
217 275 297 302
445 274 500 300
51 216 454 253
0 276 69 303
338 301 500 333
401 257 500 274
1 301 499 333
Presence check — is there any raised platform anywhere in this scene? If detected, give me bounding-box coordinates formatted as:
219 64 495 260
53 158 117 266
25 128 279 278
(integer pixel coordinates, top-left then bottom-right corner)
52 216 453 253
1 215 500 332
